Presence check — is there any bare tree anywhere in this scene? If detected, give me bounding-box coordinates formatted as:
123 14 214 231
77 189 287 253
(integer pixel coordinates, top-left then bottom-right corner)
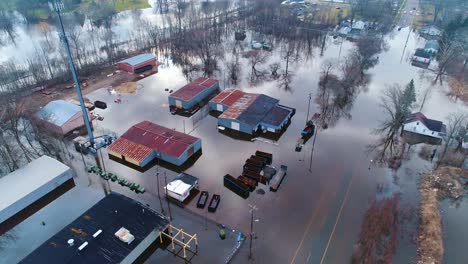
437 112 468 168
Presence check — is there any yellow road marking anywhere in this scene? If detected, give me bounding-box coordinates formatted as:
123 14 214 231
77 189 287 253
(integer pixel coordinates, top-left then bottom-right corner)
289 192 326 264
319 172 356 264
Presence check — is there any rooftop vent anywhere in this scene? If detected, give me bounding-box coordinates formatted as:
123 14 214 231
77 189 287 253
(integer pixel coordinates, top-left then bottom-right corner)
78 242 88 251
67 239 74 247
115 227 135 244
93 229 102 238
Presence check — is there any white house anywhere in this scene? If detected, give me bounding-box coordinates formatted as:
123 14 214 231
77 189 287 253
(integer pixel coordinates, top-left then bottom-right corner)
403 112 446 139
462 136 468 150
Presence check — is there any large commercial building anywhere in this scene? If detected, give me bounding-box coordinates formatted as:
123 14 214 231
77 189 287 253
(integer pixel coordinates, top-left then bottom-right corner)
0 156 75 235
20 192 170 264
108 121 202 167
209 89 295 135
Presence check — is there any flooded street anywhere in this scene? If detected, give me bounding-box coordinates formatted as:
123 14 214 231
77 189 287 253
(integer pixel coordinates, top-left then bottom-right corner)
81 25 467 263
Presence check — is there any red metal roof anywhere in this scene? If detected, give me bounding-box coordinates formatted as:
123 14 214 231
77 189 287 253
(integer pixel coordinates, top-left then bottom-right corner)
210 89 245 107
219 93 258 120
170 77 218 101
108 137 153 163
108 121 200 162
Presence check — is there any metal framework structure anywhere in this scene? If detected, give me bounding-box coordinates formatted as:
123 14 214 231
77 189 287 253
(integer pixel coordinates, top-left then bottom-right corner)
159 225 198 260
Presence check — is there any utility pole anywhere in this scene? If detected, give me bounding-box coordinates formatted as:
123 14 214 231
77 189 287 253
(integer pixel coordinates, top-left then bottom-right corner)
164 172 173 221
248 204 258 260
50 0 108 195
156 168 165 215
306 93 312 124
309 129 319 173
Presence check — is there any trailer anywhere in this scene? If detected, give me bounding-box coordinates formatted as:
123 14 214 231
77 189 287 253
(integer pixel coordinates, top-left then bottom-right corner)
208 194 220 213
224 174 249 199
270 165 287 192
255 150 272 165
301 121 315 136
237 175 257 191
245 158 265 169
197 191 209 209
249 155 267 166
243 164 262 174
242 170 268 185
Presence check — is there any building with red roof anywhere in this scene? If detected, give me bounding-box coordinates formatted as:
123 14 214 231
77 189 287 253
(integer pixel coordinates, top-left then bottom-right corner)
209 89 295 135
168 77 219 112
108 121 202 167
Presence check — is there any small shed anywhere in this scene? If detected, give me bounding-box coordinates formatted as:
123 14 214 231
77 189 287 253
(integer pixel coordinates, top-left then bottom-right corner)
117 54 157 74
108 121 202 167
165 173 199 202
168 77 219 110
35 100 90 136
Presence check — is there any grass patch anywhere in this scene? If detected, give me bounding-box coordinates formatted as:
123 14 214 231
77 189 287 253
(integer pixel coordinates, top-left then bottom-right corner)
81 0 150 12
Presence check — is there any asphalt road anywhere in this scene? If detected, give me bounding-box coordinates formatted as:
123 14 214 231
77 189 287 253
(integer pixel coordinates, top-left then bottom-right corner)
398 0 419 28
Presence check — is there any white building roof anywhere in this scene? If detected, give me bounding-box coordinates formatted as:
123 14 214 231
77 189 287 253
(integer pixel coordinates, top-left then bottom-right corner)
166 180 192 196
0 156 72 217
118 54 155 66
36 100 81 127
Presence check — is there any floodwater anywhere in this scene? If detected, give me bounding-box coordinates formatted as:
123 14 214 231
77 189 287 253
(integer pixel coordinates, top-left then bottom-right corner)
2 3 468 263
82 25 468 264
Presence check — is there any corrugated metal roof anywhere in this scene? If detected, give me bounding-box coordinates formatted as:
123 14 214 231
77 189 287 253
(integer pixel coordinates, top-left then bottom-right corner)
36 100 81 127
107 137 153 163
118 53 156 66
210 89 245 107
108 121 200 162
219 93 259 120
169 77 218 101
261 105 292 126
237 94 279 126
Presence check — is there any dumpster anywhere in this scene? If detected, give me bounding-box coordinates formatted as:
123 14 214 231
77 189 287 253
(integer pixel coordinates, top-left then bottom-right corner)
219 229 226 240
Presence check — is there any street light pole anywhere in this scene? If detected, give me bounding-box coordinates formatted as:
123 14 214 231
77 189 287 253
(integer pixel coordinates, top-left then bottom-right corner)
306 93 312 124
248 204 258 260
155 154 165 215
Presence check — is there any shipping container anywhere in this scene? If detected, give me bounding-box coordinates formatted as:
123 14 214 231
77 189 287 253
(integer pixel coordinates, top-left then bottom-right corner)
223 174 249 199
